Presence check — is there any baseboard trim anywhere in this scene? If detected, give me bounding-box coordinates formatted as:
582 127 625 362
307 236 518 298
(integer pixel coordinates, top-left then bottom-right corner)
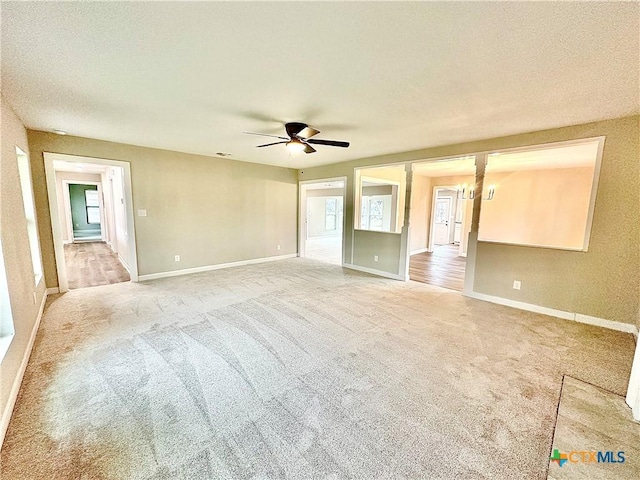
342 263 405 281
0 290 48 448
464 291 639 336
574 313 639 337
410 248 429 256
138 254 298 281
46 287 59 295
118 254 131 275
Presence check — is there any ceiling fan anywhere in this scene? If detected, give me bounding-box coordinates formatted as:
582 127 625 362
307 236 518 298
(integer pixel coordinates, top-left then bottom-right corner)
244 122 349 154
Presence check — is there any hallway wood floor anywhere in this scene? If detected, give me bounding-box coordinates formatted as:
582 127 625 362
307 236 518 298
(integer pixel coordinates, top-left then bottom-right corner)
64 242 129 289
409 244 466 291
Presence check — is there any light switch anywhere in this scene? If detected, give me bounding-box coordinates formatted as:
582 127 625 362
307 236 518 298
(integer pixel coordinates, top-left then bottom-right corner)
137 209 147 217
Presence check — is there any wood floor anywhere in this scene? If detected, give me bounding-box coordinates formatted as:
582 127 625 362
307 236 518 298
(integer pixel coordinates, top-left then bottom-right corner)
409 244 466 291
64 241 130 289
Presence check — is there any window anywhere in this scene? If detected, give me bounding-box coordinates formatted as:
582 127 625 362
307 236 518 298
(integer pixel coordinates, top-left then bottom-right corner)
0 239 15 361
85 189 100 224
325 198 337 230
361 197 387 231
16 147 43 284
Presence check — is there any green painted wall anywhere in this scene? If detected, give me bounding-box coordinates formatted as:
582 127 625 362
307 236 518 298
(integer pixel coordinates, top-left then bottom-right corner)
69 184 100 235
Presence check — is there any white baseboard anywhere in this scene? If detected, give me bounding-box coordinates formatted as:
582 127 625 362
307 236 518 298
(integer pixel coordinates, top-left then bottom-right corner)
0 289 48 448
575 313 639 337
410 248 429 256
46 287 59 295
138 253 297 281
118 254 131 275
342 263 405 281
464 291 639 336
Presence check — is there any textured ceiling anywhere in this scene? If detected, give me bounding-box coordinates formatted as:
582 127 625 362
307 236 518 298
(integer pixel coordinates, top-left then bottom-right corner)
1 2 638 168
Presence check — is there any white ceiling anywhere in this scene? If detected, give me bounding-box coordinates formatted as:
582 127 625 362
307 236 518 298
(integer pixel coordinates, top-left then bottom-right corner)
2 2 637 169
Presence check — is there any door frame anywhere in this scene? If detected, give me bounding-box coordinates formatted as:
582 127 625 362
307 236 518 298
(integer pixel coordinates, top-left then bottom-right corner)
298 177 347 262
428 185 457 252
62 180 106 243
44 152 139 292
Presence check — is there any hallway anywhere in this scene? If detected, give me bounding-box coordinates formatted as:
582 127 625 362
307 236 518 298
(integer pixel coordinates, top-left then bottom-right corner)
409 244 466 291
64 242 130 289
304 236 342 265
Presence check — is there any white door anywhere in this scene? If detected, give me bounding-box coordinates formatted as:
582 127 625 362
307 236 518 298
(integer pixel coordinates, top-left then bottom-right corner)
433 197 451 245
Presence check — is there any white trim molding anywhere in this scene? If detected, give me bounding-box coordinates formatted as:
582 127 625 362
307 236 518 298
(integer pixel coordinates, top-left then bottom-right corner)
0 290 48 448
43 152 139 292
410 247 430 256
138 254 297 281
342 263 406 281
626 339 640 422
464 291 639 336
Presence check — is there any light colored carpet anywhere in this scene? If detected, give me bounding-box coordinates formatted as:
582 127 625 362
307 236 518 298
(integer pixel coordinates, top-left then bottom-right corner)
548 376 639 479
1 258 636 479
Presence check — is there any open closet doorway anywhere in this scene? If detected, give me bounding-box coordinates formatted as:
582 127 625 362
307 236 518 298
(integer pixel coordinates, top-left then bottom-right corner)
44 153 138 292
299 178 346 265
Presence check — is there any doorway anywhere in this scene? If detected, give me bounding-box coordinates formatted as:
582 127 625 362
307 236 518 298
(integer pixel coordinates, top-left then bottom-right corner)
299 178 346 265
429 186 460 251
409 158 476 291
44 153 138 292
65 182 104 242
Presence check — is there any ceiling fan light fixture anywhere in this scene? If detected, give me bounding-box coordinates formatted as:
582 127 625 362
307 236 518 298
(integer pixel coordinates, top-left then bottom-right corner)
286 138 306 154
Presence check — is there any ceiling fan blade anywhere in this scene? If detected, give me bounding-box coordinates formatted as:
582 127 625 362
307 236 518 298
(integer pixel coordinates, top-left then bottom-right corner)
298 126 320 139
304 143 316 154
256 141 287 148
285 122 309 138
306 139 350 148
243 131 288 140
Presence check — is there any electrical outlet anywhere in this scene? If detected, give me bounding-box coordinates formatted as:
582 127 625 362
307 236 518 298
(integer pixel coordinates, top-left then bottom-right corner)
277 245 281 251
174 255 180 262
513 280 521 290
374 255 379 262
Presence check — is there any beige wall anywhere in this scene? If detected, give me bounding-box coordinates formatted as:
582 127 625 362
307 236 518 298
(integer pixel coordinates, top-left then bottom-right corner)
27 131 298 286
352 230 402 274
299 116 639 324
1 96 47 441
474 118 639 324
409 174 432 252
479 167 594 249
